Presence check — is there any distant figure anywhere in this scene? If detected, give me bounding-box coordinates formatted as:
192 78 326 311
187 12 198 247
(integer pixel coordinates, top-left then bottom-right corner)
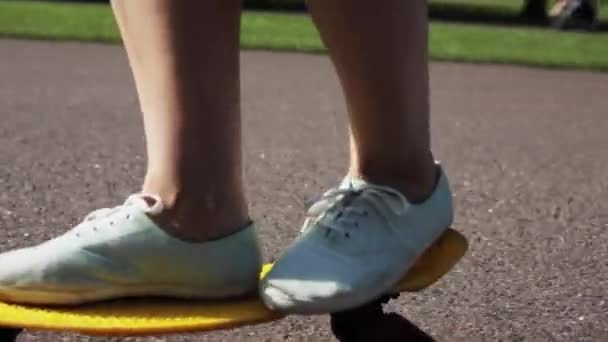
523 0 598 30
549 0 598 29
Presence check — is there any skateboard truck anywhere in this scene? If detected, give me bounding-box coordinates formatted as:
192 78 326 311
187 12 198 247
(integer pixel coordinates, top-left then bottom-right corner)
330 294 435 342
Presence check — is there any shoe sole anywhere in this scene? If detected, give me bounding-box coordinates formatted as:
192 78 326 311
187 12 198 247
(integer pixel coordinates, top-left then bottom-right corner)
261 228 468 315
0 284 257 306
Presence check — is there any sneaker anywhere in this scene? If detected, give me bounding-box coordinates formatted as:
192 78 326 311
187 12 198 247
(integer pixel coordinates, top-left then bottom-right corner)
0 194 262 305
260 163 453 314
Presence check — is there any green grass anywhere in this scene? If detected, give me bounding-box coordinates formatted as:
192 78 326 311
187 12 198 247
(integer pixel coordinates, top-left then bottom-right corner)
430 23 608 69
432 0 524 13
1 0 608 71
433 0 606 18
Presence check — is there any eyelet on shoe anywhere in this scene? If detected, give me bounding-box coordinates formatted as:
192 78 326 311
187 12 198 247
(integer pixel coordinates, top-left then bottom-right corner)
125 214 131 220
354 222 359 227
345 232 350 238
363 211 368 217
109 221 114 226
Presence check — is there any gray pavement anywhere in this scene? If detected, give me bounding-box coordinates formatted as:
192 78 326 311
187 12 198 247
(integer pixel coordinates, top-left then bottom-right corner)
0 39 607 341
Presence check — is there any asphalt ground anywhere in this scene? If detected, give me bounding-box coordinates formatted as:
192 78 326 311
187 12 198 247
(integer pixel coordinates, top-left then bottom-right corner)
0 38 607 341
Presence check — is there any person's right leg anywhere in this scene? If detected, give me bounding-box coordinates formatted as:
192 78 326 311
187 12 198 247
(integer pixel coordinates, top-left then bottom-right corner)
0 0 261 305
113 0 248 242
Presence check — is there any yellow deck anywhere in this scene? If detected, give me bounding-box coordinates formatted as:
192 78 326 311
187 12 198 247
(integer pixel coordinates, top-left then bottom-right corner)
0 229 467 336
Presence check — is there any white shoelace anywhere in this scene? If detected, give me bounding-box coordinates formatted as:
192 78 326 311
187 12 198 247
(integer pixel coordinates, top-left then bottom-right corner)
302 183 410 237
73 193 163 236
85 193 163 219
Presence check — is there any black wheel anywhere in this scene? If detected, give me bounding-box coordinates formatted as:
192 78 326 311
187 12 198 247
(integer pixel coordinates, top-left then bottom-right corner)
330 294 435 342
0 328 22 342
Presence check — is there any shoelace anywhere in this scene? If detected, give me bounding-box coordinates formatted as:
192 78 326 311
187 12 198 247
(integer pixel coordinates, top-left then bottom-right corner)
302 183 410 237
74 193 163 236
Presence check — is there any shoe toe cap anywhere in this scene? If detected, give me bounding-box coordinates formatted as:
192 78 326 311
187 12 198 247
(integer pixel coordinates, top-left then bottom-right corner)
260 243 365 314
0 248 37 287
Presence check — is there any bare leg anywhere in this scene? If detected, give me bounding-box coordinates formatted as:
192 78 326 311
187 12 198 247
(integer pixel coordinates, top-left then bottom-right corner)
0 1 261 306
261 0 454 314
307 0 437 203
111 0 248 240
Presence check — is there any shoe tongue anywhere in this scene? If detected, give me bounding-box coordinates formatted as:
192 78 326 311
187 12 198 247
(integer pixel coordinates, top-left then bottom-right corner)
130 195 151 208
338 176 368 191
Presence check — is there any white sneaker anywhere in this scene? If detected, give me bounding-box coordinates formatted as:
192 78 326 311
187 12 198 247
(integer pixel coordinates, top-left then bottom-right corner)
0 194 262 305
261 163 453 314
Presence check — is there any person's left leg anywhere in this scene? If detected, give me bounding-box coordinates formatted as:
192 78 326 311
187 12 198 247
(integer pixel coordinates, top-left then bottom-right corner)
261 0 453 314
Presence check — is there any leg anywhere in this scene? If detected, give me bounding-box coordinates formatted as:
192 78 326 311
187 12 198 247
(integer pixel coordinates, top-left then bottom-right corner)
308 0 436 203
0 1 261 306
112 0 247 241
261 0 455 314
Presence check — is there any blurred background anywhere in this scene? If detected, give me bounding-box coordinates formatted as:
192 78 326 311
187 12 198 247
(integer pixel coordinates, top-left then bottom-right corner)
0 0 606 71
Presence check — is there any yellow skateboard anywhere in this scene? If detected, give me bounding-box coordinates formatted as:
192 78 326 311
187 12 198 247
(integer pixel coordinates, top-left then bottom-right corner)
0 229 467 340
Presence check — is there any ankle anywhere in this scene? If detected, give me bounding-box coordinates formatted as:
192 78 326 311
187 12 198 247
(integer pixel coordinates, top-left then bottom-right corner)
154 195 250 242
142 179 250 242
349 153 437 204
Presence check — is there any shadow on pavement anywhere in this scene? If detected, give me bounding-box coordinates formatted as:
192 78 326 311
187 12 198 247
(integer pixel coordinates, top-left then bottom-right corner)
330 295 435 342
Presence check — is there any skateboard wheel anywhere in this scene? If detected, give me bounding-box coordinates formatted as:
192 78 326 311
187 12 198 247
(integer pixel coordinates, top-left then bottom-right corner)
331 310 434 342
330 292 436 341
0 328 22 342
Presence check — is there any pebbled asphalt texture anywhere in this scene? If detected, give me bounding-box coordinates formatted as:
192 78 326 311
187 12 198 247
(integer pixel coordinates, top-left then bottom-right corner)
0 38 607 341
